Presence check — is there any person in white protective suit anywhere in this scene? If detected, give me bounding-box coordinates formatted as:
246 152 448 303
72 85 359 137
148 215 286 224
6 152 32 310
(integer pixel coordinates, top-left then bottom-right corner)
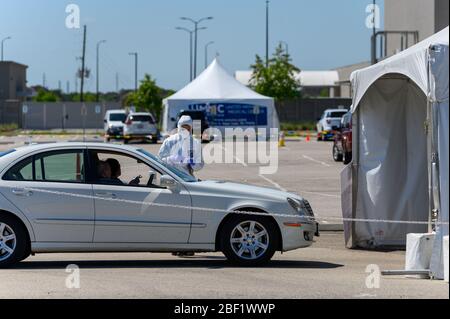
158 115 203 258
158 115 204 177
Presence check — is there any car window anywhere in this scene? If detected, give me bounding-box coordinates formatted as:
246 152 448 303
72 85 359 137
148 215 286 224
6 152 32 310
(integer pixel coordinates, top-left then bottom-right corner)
329 111 347 118
35 151 85 182
129 115 155 124
2 150 84 183
89 150 165 188
109 113 127 122
2 156 34 181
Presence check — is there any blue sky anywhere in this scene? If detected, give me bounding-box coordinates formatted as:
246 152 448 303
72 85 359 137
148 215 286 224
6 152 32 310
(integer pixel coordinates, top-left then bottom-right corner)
0 0 384 92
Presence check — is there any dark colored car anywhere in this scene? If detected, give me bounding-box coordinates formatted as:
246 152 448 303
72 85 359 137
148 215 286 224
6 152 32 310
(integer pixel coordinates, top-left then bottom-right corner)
332 111 352 165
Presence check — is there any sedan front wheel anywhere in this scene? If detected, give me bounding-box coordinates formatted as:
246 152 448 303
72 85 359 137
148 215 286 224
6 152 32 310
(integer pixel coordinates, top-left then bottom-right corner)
220 215 278 266
0 216 28 268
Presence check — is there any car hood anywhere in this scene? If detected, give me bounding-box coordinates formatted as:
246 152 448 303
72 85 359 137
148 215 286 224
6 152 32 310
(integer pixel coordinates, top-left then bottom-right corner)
109 121 125 127
187 180 303 203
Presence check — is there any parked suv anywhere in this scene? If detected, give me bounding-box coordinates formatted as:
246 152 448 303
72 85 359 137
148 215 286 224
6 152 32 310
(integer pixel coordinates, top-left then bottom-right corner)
316 109 348 141
123 112 159 144
332 111 352 164
104 110 127 142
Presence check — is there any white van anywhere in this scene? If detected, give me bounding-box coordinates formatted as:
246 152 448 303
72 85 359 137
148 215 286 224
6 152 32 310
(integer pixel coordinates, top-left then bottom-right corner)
104 110 127 142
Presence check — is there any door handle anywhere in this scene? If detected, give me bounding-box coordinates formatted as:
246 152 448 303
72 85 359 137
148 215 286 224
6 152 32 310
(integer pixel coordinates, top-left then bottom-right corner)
12 189 33 197
95 192 117 199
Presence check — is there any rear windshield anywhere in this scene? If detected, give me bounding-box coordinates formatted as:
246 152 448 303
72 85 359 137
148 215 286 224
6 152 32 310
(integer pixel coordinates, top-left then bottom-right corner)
109 113 127 122
130 115 155 124
0 149 16 157
328 111 347 118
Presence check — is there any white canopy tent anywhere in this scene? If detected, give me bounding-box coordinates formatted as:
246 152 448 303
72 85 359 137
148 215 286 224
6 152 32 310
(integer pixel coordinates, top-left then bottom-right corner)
342 27 448 279
162 59 279 137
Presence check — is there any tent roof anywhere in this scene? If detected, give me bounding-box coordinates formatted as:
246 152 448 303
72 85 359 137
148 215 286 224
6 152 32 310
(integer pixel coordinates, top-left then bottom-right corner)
351 26 449 112
165 58 273 101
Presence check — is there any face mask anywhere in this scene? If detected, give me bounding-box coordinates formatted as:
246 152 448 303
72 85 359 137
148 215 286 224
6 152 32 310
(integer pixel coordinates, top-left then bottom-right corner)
179 128 190 138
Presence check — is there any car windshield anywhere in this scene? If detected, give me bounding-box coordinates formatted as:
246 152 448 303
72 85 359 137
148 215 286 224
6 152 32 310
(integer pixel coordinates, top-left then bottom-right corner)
328 111 347 118
109 113 127 122
137 149 197 183
130 115 155 124
0 149 16 157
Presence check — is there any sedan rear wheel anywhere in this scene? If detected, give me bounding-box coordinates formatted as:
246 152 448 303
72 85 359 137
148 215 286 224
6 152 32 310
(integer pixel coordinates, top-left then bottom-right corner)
0 216 28 268
220 215 278 266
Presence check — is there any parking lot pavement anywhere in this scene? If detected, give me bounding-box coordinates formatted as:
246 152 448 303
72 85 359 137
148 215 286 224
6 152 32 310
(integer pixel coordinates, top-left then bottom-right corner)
0 232 447 299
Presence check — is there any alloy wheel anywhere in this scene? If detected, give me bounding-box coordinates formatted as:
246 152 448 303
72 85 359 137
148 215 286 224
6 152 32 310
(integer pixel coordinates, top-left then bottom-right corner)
230 221 269 260
0 223 17 262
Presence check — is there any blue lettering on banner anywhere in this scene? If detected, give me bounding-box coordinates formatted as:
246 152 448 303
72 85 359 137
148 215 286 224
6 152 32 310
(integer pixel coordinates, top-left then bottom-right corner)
187 103 268 126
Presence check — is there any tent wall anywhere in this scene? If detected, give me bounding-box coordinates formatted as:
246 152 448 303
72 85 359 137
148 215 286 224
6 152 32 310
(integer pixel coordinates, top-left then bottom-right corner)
353 77 429 247
430 44 449 279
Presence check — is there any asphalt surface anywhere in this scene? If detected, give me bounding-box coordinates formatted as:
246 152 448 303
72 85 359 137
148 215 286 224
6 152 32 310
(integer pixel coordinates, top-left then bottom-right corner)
0 134 447 298
0 232 447 299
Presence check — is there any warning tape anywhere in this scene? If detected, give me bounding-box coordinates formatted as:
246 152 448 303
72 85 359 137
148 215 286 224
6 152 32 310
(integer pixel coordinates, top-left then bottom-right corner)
4 186 447 226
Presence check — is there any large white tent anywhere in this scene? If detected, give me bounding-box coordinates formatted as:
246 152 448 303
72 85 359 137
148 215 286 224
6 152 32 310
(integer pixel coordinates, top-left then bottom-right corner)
342 27 448 279
162 58 279 137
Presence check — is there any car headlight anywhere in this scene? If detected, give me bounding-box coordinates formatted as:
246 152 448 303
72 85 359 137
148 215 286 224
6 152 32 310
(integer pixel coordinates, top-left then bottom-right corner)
287 198 314 217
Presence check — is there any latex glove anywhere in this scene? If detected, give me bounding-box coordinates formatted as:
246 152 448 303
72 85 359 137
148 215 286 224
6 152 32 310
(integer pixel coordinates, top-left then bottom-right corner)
168 154 184 165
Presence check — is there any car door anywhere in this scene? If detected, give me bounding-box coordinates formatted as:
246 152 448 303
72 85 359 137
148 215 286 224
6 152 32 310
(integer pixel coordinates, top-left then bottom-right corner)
88 149 192 244
0 148 95 243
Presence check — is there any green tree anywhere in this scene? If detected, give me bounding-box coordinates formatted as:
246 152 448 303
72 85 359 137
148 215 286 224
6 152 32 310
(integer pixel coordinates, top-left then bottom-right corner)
33 89 61 102
125 74 164 120
250 44 301 101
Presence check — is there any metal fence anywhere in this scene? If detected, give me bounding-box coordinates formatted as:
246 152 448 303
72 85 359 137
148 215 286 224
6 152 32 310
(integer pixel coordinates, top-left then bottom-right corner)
1 102 122 130
276 98 352 122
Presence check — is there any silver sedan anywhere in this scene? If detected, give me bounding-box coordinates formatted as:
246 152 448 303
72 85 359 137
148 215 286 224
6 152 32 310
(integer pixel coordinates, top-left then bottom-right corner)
0 143 318 267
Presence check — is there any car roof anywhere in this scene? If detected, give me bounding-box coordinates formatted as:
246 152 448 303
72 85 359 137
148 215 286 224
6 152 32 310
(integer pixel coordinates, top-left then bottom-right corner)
0 142 147 171
325 109 348 112
129 112 153 116
106 109 127 114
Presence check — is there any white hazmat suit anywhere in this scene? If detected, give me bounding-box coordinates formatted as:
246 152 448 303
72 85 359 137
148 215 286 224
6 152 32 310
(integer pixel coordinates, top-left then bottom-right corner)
158 115 204 176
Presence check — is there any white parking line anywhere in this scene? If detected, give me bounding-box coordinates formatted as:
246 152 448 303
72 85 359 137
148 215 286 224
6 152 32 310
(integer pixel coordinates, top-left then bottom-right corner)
302 155 331 167
258 174 287 192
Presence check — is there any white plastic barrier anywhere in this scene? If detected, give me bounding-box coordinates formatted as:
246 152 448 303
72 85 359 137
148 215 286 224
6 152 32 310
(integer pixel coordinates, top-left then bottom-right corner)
444 236 449 283
405 233 435 279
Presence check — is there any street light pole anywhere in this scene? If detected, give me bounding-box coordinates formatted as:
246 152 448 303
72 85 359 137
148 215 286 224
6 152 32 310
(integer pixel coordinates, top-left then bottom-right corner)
96 40 106 102
180 16 213 78
129 52 138 92
176 27 194 82
266 1 270 67
1 36 12 61
204 41 214 69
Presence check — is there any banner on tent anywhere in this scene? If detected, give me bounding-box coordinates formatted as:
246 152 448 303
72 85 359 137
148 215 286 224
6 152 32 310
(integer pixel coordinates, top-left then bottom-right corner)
187 103 268 127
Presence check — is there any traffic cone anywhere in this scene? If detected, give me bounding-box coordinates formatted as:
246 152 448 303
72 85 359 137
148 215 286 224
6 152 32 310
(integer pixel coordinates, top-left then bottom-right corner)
279 131 286 147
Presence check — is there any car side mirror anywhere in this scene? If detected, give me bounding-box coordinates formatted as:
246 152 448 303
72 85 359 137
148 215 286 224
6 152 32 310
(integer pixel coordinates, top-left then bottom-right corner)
160 175 178 190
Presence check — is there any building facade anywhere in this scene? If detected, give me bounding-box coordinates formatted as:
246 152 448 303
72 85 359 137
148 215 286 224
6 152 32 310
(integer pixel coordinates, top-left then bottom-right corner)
0 61 28 101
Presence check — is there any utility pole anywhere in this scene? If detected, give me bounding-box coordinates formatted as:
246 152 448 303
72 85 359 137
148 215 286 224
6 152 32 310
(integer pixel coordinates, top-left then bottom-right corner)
96 40 106 102
43 73 46 88
115 72 119 93
180 16 213 78
66 81 70 94
266 0 270 67
58 80 62 91
129 52 138 92
80 25 87 102
1 36 11 61
371 0 377 64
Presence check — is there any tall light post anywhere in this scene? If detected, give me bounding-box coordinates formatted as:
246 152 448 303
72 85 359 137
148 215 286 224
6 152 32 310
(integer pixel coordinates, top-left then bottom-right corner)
1 36 12 61
265 1 270 67
96 40 106 102
176 27 194 81
180 16 213 78
204 41 214 69
129 52 138 92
